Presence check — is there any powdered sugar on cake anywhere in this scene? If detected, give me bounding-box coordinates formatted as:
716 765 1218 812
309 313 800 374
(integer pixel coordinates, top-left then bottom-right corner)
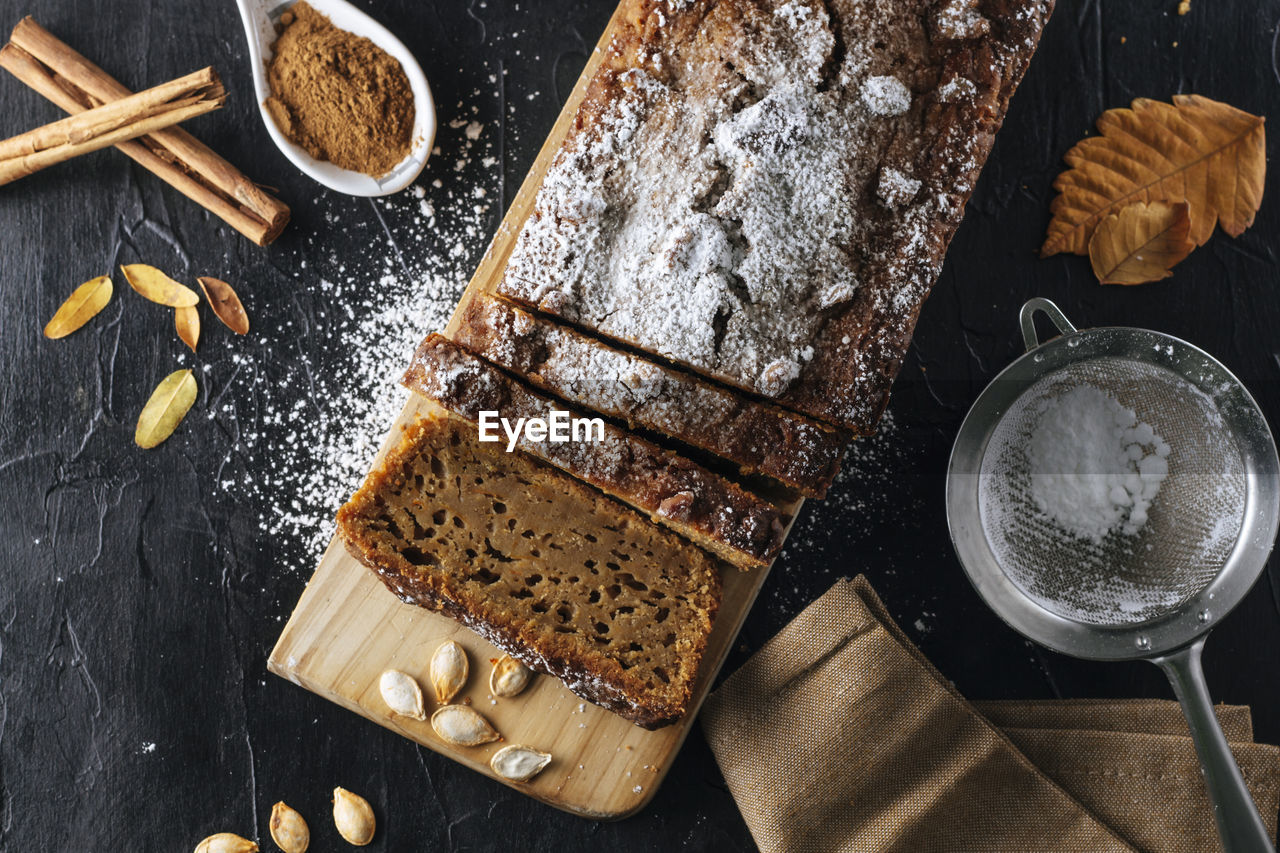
877 168 923 209
860 76 913 116
498 0 1053 428
454 297 845 495
503 0 901 398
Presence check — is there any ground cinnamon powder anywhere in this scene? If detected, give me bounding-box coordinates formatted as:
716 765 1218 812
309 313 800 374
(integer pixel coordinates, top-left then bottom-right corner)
265 2 414 178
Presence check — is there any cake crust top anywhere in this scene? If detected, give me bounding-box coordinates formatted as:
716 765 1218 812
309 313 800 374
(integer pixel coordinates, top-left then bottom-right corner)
499 0 1054 430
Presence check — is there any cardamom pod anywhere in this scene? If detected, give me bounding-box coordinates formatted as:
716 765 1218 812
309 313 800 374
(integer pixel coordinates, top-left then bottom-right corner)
379 669 426 720
489 654 533 698
332 787 375 846
490 744 552 782
269 801 309 853
431 705 500 746
430 639 468 704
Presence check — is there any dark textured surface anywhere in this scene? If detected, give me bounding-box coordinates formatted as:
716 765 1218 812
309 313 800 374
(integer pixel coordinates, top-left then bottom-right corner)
1 1 1279 851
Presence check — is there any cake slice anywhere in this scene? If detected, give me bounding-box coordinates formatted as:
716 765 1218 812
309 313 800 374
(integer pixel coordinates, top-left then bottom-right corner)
403 334 786 570
454 294 846 498
337 414 722 728
497 0 1054 431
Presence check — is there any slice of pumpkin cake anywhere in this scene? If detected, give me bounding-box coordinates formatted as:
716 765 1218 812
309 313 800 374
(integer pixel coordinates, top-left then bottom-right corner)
337 414 722 728
404 333 786 571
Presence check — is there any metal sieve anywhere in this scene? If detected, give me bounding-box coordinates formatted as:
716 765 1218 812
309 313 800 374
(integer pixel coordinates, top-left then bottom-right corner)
947 298 1280 852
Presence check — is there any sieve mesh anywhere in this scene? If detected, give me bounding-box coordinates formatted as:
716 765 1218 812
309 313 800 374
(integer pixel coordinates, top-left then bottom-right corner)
978 356 1246 626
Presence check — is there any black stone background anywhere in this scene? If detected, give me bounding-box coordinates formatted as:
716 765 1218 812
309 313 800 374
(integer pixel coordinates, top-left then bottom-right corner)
3 1 1280 850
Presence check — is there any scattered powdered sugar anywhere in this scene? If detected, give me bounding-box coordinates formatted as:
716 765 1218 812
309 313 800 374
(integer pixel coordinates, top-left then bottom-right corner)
1027 385 1171 542
769 1 836 85
768 410 930 616
225 113 498 573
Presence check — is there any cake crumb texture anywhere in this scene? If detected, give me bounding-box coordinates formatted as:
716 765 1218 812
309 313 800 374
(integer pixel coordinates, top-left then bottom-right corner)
337 415 722 728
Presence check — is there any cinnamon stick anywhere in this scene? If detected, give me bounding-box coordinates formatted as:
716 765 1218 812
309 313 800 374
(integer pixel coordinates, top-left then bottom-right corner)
0 66 225 186
1 17 289 245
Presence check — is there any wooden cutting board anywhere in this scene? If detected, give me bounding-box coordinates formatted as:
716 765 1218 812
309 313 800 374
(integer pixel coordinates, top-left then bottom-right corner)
268 0 806 819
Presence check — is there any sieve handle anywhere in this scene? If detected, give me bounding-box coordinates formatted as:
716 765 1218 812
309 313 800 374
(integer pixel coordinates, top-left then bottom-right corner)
1154 637 1275 853
1019 297 1078 352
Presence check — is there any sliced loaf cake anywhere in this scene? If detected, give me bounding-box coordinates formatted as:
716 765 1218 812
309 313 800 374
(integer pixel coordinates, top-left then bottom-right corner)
454 294 846 497
403 334 786 570
496 0 1053 431
337 414 722 728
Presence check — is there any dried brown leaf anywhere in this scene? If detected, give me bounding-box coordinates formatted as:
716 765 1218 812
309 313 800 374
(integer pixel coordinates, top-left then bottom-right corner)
1088 201 1195 285
1043 95 1265 256
135 368 197 449
198 276 249 335
175 305 200 351
120 263 199 307
44 275 112 339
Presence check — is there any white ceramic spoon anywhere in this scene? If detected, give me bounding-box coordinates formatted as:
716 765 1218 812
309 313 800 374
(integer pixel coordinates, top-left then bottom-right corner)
235 0 436 196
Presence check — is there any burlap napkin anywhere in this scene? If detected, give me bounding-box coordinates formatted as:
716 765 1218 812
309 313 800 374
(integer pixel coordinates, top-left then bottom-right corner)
701 576 1280 853
973 696 1280 850
973 698 1255 741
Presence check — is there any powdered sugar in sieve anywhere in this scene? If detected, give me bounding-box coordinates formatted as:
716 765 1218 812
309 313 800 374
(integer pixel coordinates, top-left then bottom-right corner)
978 357 1246 626
1027 384 1171 542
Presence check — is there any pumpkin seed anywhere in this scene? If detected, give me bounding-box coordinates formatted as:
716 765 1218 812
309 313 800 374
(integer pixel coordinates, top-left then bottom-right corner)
430 639 468 704
332 787 375 846
175 305 200 352
490 654 533 698
431 705 499 746
120 263 199 307
135 369 197 449
193 833 257 853
490 744 552 782
269 801 309 853
198 276 249 335
379 669 426 720
43 275 112 339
